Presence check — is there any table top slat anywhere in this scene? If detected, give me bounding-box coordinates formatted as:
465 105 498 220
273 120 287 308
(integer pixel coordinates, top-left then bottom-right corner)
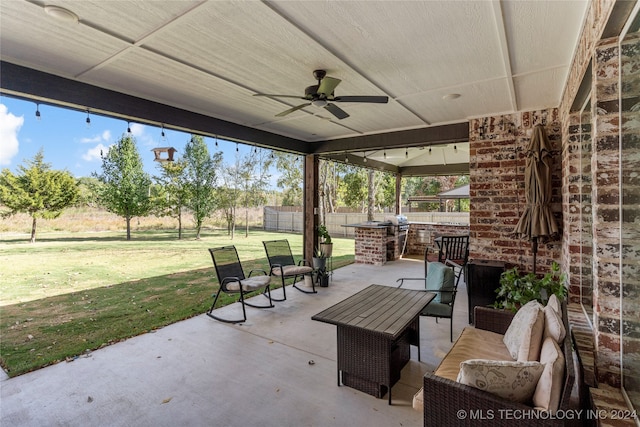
312 285 435 339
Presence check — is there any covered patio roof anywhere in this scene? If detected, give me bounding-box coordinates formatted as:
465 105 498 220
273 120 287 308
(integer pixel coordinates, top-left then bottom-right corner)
0 1 588 175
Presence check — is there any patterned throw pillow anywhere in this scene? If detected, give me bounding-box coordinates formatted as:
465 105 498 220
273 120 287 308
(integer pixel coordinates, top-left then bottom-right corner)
457 359 544 403
503 300 545 361
533 337 565 412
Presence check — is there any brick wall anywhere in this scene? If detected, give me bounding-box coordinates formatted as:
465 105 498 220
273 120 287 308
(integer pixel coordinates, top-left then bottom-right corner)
354 227 387 265
469 110 562 274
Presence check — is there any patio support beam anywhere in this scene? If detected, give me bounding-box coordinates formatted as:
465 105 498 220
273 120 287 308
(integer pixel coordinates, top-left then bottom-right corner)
0 61 307 154
304 154 319 263
396 174 402 214
310 122 469 154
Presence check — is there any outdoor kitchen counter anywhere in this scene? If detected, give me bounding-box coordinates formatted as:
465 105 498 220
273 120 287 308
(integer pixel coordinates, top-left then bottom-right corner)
405 222 470 257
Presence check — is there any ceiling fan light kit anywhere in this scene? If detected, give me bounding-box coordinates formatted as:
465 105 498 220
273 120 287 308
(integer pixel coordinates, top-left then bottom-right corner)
254 69 388 120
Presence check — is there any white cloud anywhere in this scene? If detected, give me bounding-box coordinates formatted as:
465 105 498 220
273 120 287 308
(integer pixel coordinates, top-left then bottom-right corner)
80 129 112 144
82 143 111 161
0 104 24 166
128 123 157 148
129 123 145 137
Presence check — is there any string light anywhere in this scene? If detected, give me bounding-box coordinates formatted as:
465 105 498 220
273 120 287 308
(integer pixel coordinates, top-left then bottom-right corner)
215 135 218 147
85 110 91 128
383 149 386 159
236 143 239 152
405 148 408 158
345 152 349 163
454 145 458 152
363 152 367 163
429 147 432 154
161 124 166 140
127 122 131 134
35 104 41 121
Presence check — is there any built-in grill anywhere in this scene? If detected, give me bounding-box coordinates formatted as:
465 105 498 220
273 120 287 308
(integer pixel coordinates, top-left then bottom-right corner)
383 215 409 235
383 215 409 261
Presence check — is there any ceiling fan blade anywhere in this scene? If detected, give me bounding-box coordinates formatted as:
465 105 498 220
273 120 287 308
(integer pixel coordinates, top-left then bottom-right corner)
324 103 349 120
254 93 305 100
275 103 311 117
317 77 341 96
333 96 389 103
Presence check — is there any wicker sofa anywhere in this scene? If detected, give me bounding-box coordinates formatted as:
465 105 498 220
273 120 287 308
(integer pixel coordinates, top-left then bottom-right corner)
420 303 576 427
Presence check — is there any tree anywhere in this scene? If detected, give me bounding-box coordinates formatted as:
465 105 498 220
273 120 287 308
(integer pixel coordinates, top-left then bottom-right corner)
273 152 303 206
152 159 188 239
93 134 152 240
0 149 79 243
183 135 222 239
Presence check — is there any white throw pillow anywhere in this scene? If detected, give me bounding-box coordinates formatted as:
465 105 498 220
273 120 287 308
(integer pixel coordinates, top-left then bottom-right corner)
503 300 545 361
543 303 566 344
547 293 561 314
533 338 565 412
457 359 544 403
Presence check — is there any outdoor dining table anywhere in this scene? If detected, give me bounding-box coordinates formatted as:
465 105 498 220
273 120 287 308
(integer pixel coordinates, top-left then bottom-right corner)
312 284 435 404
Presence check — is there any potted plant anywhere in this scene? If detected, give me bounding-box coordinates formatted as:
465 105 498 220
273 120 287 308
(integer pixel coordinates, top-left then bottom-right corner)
312 246 330 287
312 246 327 270
493 261 568 312
317 224 333 258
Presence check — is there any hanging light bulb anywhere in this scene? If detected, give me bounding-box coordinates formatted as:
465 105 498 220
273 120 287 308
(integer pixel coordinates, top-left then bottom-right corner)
160 124 166 141
345 152 349 163
127 122 131 134
383 150 386 159
405 148 408 158
85 110 91 128
429 147 432 154
35 104 41 121
363 152 367 163
454 145 458 152
215 135 218 147
236 143 239 152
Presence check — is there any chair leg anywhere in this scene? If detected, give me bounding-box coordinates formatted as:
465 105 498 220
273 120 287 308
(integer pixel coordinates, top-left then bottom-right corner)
268 276 287 302
450 318 453 342
293 273 317 294
245 286 275 309
206 291 247 324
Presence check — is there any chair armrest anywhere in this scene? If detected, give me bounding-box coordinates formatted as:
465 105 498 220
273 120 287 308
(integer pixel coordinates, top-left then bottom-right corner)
474 306 514 334
248 269 268 277
298 259 310 266
423 372 562 427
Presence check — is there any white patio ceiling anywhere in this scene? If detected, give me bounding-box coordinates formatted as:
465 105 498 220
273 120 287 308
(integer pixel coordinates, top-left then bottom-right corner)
0 0 588 169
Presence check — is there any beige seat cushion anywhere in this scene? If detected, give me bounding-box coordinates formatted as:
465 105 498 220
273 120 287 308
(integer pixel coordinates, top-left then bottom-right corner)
503 300 545 361
271 265 313 276
543 304 566 344
225 275 271 291
533 337 565 412
434 327 513 382
457 359 544 403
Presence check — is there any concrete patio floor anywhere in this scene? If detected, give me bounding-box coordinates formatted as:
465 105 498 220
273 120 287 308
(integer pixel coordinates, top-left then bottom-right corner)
0 257 469 427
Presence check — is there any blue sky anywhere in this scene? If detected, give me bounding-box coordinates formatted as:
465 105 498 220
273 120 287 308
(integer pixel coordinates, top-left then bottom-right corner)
0 96 282 187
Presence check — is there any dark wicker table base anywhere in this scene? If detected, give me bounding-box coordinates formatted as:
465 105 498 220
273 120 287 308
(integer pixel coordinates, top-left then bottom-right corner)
337 318 417 404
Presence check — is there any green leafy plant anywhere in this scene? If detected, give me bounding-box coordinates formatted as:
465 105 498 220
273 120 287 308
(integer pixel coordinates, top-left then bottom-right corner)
317 224 332 243
494 262 568 312
314 245 327 258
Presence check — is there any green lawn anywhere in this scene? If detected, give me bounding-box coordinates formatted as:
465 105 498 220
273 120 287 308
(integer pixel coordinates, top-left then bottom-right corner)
0 229 354 377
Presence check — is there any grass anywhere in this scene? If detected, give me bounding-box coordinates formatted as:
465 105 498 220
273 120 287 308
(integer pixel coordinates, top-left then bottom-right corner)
0 228 354 377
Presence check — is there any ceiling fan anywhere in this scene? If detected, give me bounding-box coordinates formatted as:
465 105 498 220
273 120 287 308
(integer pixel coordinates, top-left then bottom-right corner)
253 70 388 120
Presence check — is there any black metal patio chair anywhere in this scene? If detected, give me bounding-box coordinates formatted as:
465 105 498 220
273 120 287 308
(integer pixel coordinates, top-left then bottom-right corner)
207 246 274 323
262 239 315 301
